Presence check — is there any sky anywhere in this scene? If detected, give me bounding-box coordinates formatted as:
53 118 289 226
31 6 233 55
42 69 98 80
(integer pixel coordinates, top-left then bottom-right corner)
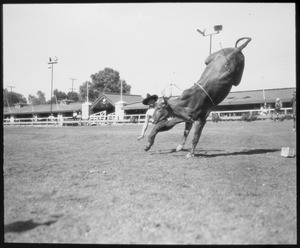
3 3 296 101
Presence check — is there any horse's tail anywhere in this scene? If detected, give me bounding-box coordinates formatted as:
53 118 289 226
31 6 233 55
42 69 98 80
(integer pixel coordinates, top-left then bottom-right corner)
235 37 251 51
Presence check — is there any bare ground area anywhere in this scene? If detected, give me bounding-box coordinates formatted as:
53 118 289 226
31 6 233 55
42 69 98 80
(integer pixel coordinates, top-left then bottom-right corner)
3 120 297 244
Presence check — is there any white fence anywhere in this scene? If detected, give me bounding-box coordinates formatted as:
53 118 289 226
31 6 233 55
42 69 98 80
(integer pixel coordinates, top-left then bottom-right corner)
3 108 293 127
207 108 293 121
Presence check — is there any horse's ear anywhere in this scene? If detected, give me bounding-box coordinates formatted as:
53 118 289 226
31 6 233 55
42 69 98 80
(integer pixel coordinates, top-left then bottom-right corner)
162 97 169 103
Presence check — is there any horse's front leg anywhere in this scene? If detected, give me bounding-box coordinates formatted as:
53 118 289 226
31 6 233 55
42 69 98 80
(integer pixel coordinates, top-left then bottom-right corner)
144 118 185 151
186 119 206 158
176 122 193 152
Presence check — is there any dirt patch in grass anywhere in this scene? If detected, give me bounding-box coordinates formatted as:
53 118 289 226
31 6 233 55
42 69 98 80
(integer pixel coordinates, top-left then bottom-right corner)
3 121 296 244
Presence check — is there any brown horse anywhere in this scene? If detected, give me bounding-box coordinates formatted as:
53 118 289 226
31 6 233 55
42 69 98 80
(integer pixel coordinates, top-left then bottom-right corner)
144 37 252 157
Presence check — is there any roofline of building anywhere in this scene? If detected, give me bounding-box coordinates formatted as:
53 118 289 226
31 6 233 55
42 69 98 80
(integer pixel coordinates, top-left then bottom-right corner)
230 87 295 94
100 92 142 97
90 94 115 110
90 92 143 109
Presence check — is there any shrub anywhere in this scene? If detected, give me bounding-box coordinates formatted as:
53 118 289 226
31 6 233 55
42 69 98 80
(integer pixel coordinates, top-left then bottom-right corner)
271 114 291 121
212 113 222 122
241 113 258 122
283 114 293 120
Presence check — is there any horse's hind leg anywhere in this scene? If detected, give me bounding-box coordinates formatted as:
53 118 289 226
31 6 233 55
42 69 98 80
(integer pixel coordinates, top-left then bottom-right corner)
176 122 193 151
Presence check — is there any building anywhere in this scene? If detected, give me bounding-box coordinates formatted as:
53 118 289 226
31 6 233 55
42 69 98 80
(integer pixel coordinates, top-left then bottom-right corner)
3 87 295 120
215 87 295 111
90 93 143 115
3 93 143 120
3 100 83 119
123 87 296 114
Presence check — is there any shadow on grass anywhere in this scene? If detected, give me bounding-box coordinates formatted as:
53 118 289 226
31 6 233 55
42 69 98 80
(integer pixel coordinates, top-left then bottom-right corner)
151 148 227 155
152 148 280 157
4 219 58 233
194 148 281 157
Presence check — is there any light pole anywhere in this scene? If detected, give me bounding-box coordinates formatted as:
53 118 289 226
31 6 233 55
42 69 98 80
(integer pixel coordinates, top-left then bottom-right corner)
197 25 223 55
86 82 89 103
48 56 58 114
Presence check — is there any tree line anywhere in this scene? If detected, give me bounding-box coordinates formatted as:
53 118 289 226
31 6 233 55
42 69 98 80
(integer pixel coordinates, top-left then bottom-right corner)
3 67 131 107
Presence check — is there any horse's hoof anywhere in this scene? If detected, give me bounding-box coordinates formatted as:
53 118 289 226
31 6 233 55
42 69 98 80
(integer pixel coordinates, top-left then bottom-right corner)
143 145 151 151
186 152 194 158
176 145 184 152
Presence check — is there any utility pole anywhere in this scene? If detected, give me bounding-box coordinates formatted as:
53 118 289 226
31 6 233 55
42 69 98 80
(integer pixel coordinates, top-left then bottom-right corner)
86 82 89 103
120 79 123 102
48 56 58 114
69 78 77 92
7 85 15 93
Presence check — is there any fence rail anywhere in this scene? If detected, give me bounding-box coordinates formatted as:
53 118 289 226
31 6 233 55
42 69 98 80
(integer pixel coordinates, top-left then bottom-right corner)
3 108 293 127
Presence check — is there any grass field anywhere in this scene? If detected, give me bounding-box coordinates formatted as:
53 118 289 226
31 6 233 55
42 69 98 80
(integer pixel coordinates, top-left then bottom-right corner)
3 120 297 244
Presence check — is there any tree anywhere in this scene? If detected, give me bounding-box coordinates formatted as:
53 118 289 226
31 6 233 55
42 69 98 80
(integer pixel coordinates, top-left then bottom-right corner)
79 81 98 102
28 91 47 105
3 89 27 107
79 68 131 102
47 89 80 103
37 91 47 104
53 89 67 101
67 91 79 102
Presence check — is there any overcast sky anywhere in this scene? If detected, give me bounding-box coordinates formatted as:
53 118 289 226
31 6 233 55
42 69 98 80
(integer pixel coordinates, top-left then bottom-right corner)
3 3 296 100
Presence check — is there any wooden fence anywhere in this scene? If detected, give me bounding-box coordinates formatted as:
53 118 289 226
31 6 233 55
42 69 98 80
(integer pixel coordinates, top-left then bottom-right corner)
3 108 293 127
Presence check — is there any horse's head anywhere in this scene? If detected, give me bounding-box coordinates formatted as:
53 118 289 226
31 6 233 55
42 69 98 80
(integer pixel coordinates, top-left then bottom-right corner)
152 97 171 124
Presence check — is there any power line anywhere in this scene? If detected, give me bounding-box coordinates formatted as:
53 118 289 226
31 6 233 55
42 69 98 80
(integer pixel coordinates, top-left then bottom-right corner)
7 85 15 93
69 78 77 92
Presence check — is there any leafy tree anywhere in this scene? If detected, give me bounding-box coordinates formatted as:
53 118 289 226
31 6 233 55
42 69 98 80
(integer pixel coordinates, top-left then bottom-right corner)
46 89 80 103
3 89 27 107
28 91 47 105
79 81 98 102
37 91 47 104
91 67 131 94
79 68 131 102
67 91 79 102
53 89 67 101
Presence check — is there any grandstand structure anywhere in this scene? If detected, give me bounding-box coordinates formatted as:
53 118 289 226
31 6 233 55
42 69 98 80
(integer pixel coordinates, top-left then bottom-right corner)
123 87 295 114
3 87 295 124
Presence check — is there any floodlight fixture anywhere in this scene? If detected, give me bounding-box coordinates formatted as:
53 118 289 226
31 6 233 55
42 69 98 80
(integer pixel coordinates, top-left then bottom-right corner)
197 25 223 55
214 25 223 32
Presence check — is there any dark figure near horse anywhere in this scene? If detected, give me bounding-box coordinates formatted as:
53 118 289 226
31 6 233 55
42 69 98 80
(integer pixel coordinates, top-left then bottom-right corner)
144 37 252 158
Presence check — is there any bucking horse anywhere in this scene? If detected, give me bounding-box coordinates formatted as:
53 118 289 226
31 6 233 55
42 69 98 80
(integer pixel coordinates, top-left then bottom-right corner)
144 37 252 158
